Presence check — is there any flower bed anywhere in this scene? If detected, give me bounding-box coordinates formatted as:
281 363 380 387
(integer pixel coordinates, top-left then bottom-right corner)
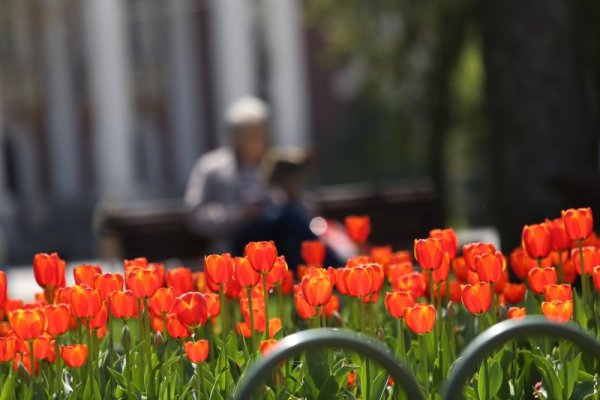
0 208 599 399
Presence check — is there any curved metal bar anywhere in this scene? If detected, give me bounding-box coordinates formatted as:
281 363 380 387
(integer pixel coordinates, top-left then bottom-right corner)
442 317 600 400
234 328 425 400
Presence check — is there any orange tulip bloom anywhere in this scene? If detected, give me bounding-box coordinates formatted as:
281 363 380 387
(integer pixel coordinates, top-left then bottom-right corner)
345 216 371 245
343 265 373 297
346 256 371 268
267 256 289 287
45 304 70 336
174 292 208 328
432 254 451 282
73 264 102 287
324 295 340 318
233 256 261 288
245 241 278 273
27 333 55 361
126 266 162 299
414 238 443 271
281 270 294 295
301 268 333 307
562 259 577 284
87 301 108 330
33 253 66 289
69 285 102 319
294 289 316 320
571 246 600 275
301 240 326 267
61 344 88 368
166 313 190 339
463 243 496 272
509 247 539 280
108 290 138 320
593 266 600 292
13 352 38 376
502 283 526 304
94 273 124 300
507 307 526 320
474 252 504 283
0 334 16 362
9 308 46 340
522 223 552 260
166 267 195 296
404 304 436 335
0 271 6 310
461 282 492 314
204 292 220 319
429 228 458 260
385 291 415 319
545 217 571 252
562 207 593 241
544 284 572 302
541 300 573 323
528 267 557 294
259 338 279 356
367 263 384 292
204 254 234 286
370 246 393 266
184 340 209 363
451 257 469 282
391 271 427 298
149 287 176 316
387 261 414 284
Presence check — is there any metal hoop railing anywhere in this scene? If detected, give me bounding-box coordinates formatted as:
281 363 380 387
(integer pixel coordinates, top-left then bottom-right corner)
441 317 600 400
233 328 425 400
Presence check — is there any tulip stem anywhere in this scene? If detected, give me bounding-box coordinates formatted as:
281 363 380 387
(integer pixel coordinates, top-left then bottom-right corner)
578 241 591 321
218 286 229 400
29 340 35 380
261 273 270 336
419 333 429 394
196 363 203 398
396 318 405 360
246 287 256 352
428 270 438 355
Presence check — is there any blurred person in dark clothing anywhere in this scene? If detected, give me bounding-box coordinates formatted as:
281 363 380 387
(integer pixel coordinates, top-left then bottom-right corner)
184 96 320 268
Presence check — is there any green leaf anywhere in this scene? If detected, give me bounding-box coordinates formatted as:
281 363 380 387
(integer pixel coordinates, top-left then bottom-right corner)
306 348 330 389
462 386 478 400
369 369 389 400
573 289 588 328
317 375 340 400
0 373 16 400
529 352 563 400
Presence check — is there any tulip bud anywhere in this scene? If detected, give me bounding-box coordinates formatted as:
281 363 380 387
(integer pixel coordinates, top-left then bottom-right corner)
154 331 165 349
121 325 131 351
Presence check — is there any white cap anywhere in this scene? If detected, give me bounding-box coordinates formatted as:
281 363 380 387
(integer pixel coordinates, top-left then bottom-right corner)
224 96 270 133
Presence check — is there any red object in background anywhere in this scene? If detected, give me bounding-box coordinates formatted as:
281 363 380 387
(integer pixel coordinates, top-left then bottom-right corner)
502 283 526 304
463 243 496 272
259 338 278 356
545 217 572 252
345 216 371 245
94 273 124 300
474 252 503 283
571 246 600 275
544 284 572 302
166 267 195 296
45 304 70 336
126 266 162 299
301 240 326 267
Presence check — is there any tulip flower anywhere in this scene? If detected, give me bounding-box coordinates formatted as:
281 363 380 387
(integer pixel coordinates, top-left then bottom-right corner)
301 240 326 267
294 289 316 320
301 268 333 307
370 246 393 266
414 238 444 271
452 257 469 282
522 223 552 260
125 266 162 299
109 290 138 320
259 338 278 356
70 285 102 320
507 307 526 320
33 253 66 290
149 287 176 316
570 246 600 275
545 217 571 252
461 282 492 315
345 215 371 245
544 284 572 302
166 267 195 296
392 271 427 299
463 243 496 272
502 283 526 304
281 270 294 295
0 334 16 362
593 266 600 292
432 254 451 282
184 340 209 363
474 252 504 283
245 241 278 273
27 333 55 362
0 271 6 310
204 254 234 286
73 264 102 287
174 292 208 328
509 248 537 280
267 256 288 288
13 352 38 376
387 261 414 284
166 313 190 339
343 265 373 297
541 300 573 323
562 207 593 241
233 257 261 288
204 293 220 319
429 228 458 260
385 291 415 319
527 267 557 295
45 304 70 336
87 301 108 330
404 304 436 335
9 308 46 340
61 344 88 368
94 273 124 300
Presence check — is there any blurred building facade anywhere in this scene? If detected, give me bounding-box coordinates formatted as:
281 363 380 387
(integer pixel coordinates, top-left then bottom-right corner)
0 0 337 263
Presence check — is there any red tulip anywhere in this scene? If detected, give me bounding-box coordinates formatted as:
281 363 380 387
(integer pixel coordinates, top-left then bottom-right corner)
343 266 373 297
414 238 444 271
545 217 571 252
571 246 600 275
204 292 220 319
294 289 316 320
452 257 469 282
267 256 289 288
73 264 102 287
528 267 557 294
94 273 124 300
45 304 70 336
245 241 278 273
544 284 572 302
593 266 600 292
502 283 526 304
391 271 427 299
522 223 552 260
233 256 261 288
345 216 371 245
33 253 66 289
61 344 88 368
259 338 279 356
562 207 593 241
174 292 208 328
404 304 436 335
14 352 38 376
429 228 458 260
204 254 234 286
0 272 6 310
9 308 46 340
475 252 504 283
166 267 195 296
432 254 451 282
126 266 162 298
301 240 326 267
108 290 138 320
87 301 108 330
149 287 176 316
70 285 102 319
301 268 333 307
0 334 16 362
461 282 492 314
385 291 415 318
463 243 496 272
541 300 573 323
507 307 526 320
184 340 209 363
166 313 190 339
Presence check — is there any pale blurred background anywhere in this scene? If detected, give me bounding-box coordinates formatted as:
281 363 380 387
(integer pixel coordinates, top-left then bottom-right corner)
0 0 599 268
